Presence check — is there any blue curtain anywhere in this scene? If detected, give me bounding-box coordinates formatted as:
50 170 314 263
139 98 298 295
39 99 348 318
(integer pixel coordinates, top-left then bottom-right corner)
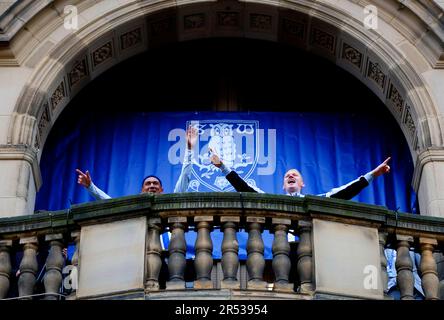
36 111 416 259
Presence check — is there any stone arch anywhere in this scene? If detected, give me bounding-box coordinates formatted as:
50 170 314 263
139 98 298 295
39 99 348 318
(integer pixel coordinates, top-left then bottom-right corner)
1 0 444 216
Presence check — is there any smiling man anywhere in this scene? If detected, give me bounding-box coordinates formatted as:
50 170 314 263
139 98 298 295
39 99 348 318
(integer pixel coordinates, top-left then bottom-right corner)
210 148 391 200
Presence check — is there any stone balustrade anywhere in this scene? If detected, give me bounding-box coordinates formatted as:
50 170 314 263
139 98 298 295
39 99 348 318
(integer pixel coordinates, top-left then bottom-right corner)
0 193 443 300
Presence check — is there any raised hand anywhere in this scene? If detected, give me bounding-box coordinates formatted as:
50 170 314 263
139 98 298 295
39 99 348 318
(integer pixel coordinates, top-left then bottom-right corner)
372 157 391 177
209 147 223 168
76 169 92 188
186 125 198 150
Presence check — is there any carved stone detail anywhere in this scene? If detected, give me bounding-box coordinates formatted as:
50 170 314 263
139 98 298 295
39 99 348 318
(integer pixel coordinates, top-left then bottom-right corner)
388 84 404 115
68 58 89 88
342 43 362 69
282 18 305 40
367 61 386 89
250 14 272 30
217 12 239 27
92 42 113 68
184 13 205 30
50 82 65 112
404 106 416 137
311 28 335 53
120 28 142 50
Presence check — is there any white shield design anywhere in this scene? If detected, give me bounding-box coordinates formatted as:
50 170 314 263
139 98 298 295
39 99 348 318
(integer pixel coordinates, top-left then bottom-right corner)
187 120 259 192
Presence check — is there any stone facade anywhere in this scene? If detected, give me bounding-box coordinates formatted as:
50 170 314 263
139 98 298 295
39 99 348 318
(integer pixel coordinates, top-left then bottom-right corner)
0 0 442 219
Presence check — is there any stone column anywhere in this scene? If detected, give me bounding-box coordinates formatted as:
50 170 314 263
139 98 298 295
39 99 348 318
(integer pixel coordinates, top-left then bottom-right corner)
271 218 293 292
43 234 64 300
0 146 42 217
18 236 39 299
378 232 389 294
419 237 439 300
413 149 444 217
220 216 240 289
166 216 187 290
0 240 12 299
194 216 213 289
395 235 414 300
297 220 314 293
146 218 163 291
246 216 267 290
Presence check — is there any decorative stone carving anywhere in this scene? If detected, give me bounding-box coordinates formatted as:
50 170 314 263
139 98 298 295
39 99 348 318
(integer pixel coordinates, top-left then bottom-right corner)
35 103 50 149
367 61 386 90
217 12 239 27
50 81 65 112
68 58 89 88
120 28 142 50
150 17 175 36
250 14 272 30
388 84 404 115
184 13 205 30
92 42 113 68
342 43 362 69
282 18 305 40
311 28 335 53
404 106 416 137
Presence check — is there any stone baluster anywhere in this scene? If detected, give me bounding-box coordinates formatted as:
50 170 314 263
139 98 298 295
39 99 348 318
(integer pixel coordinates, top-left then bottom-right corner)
378 232 388 294
395 235 414 300
271 218 293 292
43 234 65 300
166 217 187 290
0 240 12 299
221 216 240 289
194 216 213 289
246 216 267 290
146 218 163 291
18 237 39 299
68 231 80 294
419 237 439 300
297 221 314 293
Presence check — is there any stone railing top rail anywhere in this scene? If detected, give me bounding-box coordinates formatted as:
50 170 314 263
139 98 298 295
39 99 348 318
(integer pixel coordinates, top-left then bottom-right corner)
1 193 444 243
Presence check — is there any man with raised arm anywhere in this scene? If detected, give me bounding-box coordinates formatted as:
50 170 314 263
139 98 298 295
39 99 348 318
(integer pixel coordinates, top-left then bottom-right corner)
209 147 391 200
76 126 198 198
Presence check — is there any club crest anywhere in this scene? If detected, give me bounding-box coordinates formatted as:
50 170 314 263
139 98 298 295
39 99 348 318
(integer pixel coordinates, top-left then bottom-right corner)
187 120 259 191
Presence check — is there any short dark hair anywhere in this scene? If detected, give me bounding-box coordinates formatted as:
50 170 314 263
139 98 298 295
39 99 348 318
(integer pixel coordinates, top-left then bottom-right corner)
141 175 162 188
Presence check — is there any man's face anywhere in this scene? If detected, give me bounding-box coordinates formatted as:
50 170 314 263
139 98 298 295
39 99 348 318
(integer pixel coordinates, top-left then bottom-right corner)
283 169 305 194
141 177 163 194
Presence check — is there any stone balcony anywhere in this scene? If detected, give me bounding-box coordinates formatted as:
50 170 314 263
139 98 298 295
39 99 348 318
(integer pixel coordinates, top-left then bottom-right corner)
0 192 443 300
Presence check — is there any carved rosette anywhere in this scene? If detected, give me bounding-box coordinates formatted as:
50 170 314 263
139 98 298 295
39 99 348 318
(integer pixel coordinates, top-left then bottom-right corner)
184 13 205 30
250 14 272 30
120 28 142 50
342 43 362 69
311 28 335 54
367 61 386 90
92 42 113 68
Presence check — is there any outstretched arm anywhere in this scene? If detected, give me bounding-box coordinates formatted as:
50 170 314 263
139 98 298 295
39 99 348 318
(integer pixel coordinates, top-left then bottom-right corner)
76 169 111 200
174 126 198 193
326 157 391 200
210 148 264 193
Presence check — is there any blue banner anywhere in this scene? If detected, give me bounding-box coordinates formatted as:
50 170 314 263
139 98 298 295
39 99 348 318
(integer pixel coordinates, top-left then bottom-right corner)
36 111 416 258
